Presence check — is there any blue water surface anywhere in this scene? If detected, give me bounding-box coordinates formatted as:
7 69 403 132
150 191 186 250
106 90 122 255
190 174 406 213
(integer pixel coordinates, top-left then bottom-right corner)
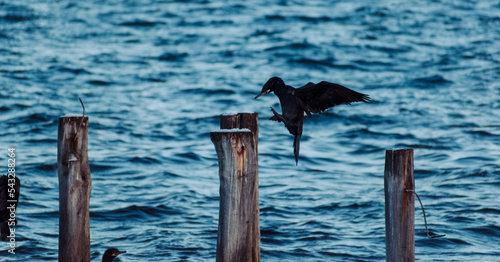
1 0 499 261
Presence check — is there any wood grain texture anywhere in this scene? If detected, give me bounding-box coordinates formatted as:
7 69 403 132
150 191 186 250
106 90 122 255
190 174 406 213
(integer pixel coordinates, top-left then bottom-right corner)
384 149 415 262
57 116 91 262
212 113 260 262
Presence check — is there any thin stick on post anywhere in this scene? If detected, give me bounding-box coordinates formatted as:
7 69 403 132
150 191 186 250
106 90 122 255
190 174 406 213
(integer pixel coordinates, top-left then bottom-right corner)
58 116 92 262
211 113 260 262
384 149 415 262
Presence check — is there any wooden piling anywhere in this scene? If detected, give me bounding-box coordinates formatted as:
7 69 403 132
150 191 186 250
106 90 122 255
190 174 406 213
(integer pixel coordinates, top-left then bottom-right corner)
211 113 260 262
57 116 92 262
384 149 415 262
220 113 259 149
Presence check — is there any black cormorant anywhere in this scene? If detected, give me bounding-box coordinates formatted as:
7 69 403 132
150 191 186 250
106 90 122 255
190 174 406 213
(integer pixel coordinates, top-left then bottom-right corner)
255 76 370 164
102 248 126 262
0 175 20 240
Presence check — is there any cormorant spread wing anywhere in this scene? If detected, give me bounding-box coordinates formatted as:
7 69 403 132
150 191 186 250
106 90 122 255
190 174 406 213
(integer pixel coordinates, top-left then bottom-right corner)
294 81 370 116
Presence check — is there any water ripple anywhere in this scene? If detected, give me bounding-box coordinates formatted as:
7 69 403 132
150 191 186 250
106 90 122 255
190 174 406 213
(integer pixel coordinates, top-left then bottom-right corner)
1 0 499 261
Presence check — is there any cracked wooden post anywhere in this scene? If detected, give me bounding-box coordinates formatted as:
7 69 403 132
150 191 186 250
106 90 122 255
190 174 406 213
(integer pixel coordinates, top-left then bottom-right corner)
384 149 415 262
57 116 91 262
220 113 258 150
211 113 260 262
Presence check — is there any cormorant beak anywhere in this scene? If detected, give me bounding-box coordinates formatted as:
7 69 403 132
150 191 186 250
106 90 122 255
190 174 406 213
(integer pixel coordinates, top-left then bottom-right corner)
114 250 126 256
254 90 270 99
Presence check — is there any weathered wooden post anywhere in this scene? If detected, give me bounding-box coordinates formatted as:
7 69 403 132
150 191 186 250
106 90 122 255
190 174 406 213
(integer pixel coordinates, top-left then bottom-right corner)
384 149 415 262
57 116 92 262
211 113 260 262
220 113 259 149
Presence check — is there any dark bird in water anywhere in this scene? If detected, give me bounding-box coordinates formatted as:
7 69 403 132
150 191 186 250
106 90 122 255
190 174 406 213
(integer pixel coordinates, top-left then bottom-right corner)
255 76 370 164
0 175 20 241
102 248 126 262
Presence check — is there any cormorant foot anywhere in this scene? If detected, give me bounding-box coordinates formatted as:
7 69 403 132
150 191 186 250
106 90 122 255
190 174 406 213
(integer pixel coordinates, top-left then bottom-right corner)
269 107 286 124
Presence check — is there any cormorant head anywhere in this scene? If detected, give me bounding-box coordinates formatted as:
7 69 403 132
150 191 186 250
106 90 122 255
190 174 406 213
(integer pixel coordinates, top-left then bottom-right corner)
102 248 126 262
255 76 284 99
